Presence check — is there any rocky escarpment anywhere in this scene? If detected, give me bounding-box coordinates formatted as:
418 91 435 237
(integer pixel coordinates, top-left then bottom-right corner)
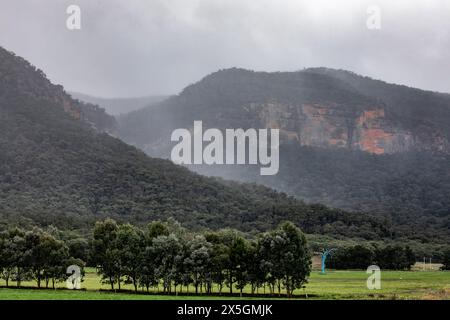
250 102 419 154
115 68 450 239
119 68 450 156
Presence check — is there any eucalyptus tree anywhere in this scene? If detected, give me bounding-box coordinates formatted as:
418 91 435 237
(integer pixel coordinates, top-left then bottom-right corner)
184 235 212 294
229 236 251 297
139 244 158 293
6 228 28 287
92 219 119 290
272 222 311 297
146 220 169 239
204 233 230 294
25 229 69 288
116 223 145 292
151 233 183 293
0 231 13 286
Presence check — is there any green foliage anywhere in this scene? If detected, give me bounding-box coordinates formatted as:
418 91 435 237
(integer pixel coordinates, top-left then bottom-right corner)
1 46 445 244
327 244 416 270
117 67 450 244
0 84 390 239
0 227 81 288
258 222 311 297
441 249 450 270
88 219 311 296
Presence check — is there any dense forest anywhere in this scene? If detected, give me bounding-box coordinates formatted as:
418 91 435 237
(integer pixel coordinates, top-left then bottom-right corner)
194 146 450 243
116 68 450 244
0 46 448 268
0 46 394 242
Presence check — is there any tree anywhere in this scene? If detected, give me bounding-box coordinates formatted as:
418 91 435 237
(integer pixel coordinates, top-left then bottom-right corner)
67 238 90 264
328 245 374 269
147 221 170 239
211 229 239 294
151 234 183 293
7 229 29 287
0 229 27 287
271 222 311 297
138 244 158 293
375 245 415 270
43 240 71 289
205 233 229 294
441 248 450 270
0 231 12 286
245 241 261 294
229 236 251 297
257 232 277 295
116 224 145 292
92 219 119 290
184 235 212 294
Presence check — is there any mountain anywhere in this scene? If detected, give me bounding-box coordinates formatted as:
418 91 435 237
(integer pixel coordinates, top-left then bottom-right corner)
69 92 170 116
304 67 450 153
116 68 450 242
118 67 450 155
0 46 392 241
0 48 118 135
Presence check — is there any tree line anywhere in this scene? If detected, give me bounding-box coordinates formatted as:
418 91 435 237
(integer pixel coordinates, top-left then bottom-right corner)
91 219 311 297
0 228 83 288
326 244 416 270
1 219 449 297
0 220 311 297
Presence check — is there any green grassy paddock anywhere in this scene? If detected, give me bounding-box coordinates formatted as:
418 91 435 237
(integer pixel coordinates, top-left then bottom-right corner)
0 268 449 300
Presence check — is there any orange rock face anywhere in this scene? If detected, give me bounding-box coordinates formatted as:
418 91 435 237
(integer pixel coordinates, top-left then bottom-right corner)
252 102 417 154
354 109 414 154
62 99 82 120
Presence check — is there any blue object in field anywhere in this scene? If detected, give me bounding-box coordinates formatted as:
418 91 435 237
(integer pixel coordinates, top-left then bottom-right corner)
321 249 336 274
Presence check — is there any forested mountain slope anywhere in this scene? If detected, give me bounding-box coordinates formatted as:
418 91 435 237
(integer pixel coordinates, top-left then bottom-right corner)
0 46 393 240
116 68 450 243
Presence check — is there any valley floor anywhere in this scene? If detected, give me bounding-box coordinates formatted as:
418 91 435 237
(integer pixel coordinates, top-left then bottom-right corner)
0 269 449 300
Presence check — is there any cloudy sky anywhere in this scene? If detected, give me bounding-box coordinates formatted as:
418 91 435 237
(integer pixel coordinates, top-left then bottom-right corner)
0 0 449 97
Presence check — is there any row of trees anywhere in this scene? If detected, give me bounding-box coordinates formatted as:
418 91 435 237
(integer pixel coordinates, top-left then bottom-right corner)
0 220 311 297
0 228 83 288
92 219 311 297
326 245 416 270
2 219 448 296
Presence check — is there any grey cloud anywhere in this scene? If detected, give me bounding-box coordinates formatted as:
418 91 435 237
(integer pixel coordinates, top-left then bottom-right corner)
0 0 449 97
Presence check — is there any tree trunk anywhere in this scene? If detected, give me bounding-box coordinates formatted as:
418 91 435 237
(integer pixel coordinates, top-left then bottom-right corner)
109 276 114 290
16 268 20 287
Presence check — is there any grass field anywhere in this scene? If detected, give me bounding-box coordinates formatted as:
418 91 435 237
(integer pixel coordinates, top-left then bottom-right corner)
0 268 449 300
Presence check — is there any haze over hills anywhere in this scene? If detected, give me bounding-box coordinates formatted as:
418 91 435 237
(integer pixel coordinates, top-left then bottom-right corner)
118 67 450 155
0 48 118 135
116 68 450 242
69 92 170 116
0 46 395 241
